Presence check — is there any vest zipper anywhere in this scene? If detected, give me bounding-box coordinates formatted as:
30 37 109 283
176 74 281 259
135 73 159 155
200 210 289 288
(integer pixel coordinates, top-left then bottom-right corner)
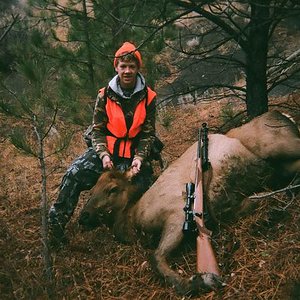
122 131 129 157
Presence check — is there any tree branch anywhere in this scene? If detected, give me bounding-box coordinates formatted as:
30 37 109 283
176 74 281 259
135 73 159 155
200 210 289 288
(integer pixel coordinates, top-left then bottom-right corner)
172 0 248 50
249 184 300 200
0 14 20 44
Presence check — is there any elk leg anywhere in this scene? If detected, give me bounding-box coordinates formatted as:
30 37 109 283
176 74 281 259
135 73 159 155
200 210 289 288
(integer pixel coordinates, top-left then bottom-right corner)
152 218 191 295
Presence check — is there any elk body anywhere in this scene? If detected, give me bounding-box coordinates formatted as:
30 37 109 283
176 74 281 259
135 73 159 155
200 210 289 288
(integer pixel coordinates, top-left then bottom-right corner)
79 110 300 295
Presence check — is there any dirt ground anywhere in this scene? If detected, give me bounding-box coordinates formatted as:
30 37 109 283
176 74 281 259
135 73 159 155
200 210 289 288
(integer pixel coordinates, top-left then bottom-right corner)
0 95 300 299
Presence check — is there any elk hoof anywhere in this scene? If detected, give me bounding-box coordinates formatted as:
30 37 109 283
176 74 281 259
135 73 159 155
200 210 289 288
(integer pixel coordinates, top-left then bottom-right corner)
190 272 224 292
201 272 224 290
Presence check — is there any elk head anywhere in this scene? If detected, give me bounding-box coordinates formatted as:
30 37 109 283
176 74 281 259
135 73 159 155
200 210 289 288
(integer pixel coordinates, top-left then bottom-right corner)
78 169 135 229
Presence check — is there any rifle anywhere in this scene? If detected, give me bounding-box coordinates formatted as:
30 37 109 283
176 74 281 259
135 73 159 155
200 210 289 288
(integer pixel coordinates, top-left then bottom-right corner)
183 123 222 289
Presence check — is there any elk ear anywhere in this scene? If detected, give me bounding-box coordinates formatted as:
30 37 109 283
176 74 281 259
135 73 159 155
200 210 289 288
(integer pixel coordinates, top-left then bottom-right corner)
125 168 135 181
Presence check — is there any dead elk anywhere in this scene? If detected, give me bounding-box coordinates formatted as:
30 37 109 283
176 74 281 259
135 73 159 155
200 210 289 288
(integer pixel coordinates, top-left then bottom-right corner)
79 110 300 295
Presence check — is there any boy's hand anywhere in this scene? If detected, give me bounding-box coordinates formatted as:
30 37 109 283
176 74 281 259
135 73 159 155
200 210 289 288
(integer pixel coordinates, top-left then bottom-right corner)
131 158 141 175
102 155 113 169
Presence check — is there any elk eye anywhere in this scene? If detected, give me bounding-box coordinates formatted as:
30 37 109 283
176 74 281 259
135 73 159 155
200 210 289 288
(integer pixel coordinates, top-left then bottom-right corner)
109 186 119 196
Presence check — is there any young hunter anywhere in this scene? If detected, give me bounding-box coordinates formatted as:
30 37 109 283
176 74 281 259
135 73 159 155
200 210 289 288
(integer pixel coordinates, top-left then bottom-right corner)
48 42 157 246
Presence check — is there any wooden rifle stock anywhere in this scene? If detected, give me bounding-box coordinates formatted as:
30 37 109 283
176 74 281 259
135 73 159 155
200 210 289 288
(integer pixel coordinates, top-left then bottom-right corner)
194 123 220 276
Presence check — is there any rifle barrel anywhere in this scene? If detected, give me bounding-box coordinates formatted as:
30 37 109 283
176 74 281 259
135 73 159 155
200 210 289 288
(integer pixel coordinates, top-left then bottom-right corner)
194 123 221 277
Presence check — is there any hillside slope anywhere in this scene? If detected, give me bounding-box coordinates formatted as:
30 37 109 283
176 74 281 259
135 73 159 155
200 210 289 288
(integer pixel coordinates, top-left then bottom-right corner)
0 96 300 299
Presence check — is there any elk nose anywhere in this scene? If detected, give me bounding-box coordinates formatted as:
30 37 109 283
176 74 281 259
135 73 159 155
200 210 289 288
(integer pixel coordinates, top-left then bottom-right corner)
78 211 90 225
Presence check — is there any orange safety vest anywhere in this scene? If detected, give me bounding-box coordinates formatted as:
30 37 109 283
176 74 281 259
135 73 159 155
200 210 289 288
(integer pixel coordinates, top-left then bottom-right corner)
100 87 156 159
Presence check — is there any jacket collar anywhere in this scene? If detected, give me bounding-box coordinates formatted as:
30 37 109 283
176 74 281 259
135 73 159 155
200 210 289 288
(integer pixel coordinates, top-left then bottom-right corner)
108 73 146 99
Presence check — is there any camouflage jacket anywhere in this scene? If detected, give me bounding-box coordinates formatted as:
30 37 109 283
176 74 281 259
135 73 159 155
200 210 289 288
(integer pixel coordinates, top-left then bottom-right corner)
91 75 156 162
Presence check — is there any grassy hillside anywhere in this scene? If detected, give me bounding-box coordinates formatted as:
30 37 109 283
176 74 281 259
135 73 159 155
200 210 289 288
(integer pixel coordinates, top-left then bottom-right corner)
0 94 300 299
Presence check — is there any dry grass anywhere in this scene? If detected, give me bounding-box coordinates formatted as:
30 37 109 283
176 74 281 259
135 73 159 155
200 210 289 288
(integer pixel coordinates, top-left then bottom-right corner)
1 95 300 299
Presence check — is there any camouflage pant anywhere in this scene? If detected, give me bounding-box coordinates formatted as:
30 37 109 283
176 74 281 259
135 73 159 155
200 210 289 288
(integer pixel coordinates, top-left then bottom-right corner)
48 147 153 231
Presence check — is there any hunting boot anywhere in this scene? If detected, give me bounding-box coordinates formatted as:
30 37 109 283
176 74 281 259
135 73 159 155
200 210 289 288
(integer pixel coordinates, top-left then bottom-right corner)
48 207 69 249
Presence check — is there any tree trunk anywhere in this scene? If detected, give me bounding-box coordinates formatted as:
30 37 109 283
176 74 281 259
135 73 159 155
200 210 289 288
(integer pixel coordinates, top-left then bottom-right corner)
33 123 55 298
245 0 270 117
82 0 95 94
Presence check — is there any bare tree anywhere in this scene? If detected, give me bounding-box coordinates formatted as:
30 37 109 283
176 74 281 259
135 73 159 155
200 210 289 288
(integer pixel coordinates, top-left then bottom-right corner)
160 0 300 117
0 49 73 299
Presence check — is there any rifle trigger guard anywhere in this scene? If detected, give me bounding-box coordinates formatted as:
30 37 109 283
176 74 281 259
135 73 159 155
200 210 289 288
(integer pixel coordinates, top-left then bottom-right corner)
195 212 203 218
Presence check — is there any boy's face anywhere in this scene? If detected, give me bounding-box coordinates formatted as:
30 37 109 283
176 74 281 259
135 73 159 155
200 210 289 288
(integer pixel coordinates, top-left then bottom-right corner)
115 59 139 89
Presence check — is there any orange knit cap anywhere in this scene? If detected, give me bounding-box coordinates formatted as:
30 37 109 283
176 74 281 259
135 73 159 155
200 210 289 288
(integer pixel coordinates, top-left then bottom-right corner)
114 42 142 68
